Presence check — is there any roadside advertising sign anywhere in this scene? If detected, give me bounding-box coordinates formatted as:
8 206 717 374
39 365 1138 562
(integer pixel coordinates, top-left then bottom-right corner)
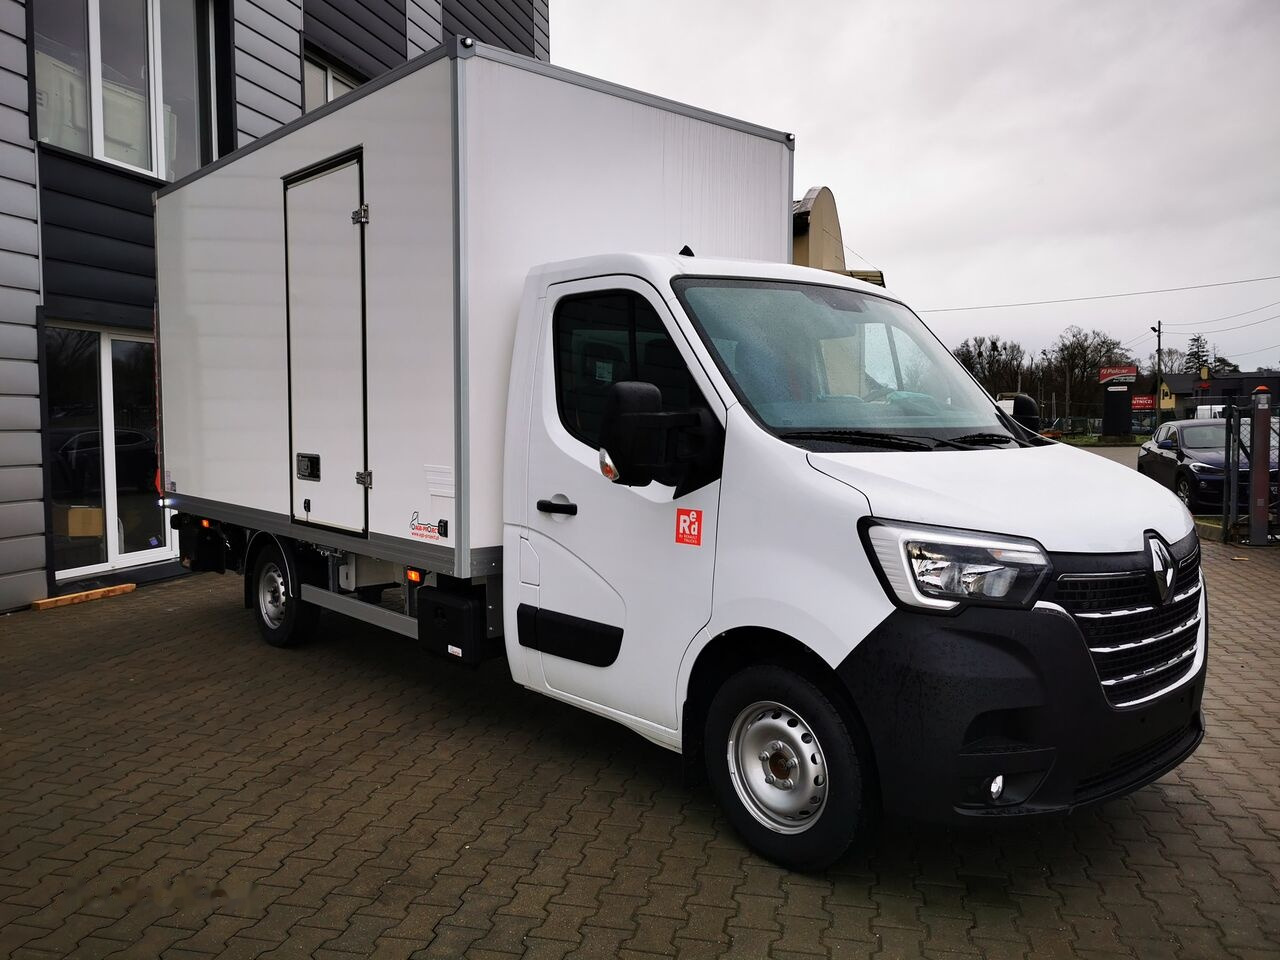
1099 365 1138 384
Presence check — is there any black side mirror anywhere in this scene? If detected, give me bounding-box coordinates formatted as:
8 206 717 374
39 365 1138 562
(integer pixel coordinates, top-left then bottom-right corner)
598 381 699 488
1008 393 1040 433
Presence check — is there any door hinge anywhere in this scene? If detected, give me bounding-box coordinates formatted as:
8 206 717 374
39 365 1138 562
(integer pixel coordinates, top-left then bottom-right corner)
351 203 369 225
355 470 373 489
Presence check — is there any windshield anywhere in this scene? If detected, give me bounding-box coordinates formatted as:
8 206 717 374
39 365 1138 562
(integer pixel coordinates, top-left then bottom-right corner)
1181 420 1280 450
671 278 1008 441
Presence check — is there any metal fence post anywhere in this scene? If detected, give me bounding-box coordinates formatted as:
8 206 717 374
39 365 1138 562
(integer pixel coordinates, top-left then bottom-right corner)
1221 402 1235 543
1250 387 1273 545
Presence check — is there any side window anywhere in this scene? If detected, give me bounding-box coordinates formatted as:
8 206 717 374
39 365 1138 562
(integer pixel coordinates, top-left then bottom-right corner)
554 289 705 448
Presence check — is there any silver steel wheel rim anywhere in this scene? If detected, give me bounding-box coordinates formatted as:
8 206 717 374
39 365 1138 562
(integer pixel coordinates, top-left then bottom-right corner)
258 562 288 630
727 700 828 834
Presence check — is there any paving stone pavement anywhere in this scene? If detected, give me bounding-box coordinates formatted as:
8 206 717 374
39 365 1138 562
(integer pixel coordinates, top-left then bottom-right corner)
1 540 1278 959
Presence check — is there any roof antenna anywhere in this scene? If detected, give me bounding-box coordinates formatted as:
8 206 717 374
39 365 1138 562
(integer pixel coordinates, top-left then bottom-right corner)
678 245 695 257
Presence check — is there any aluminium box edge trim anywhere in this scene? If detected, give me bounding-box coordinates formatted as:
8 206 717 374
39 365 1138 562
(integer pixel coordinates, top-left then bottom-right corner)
154 38 793 203
451 55 470 579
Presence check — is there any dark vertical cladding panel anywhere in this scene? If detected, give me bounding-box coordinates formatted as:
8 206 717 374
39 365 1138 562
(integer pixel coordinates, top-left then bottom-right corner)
36 146 158 331
234 0 303 146
443 0 533 56
304 0 407 80
532 0 547 60
406 0 443 57
0 0 45 609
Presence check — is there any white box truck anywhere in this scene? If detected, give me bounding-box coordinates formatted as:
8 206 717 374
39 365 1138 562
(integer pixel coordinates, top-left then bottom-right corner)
156 40 1206 870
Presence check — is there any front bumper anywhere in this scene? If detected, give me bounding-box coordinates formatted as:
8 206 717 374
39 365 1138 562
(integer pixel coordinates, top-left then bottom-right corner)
835 601 1206 822
1189 474 1277 511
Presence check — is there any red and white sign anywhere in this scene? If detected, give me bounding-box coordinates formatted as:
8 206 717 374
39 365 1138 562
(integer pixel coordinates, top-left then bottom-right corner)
1131 395 1155 411
1099 365 1138 384
675 508 702 546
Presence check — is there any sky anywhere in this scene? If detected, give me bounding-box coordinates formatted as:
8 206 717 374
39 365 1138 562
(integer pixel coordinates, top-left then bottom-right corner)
551 0 1280 368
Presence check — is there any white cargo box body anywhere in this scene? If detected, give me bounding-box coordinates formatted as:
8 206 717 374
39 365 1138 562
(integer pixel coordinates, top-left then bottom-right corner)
156 41 792 578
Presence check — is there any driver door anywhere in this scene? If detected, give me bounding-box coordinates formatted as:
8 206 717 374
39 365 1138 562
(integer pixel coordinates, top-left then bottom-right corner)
1153 425 1178 486
518 277 723 729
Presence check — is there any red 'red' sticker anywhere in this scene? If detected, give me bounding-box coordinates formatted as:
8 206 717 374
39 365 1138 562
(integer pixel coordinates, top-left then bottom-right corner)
676 508 703 546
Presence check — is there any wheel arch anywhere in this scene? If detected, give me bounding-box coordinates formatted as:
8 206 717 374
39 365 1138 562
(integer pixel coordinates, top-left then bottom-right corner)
243 531 300 609
680 626 878 790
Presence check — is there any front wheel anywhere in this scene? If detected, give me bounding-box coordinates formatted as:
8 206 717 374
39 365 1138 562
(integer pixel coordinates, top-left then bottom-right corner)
251 542 318 647
704 666 873 871
1175 475 1193 509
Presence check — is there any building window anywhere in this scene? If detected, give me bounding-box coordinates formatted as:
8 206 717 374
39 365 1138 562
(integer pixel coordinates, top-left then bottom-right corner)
303 56 361 113
33 0 218 181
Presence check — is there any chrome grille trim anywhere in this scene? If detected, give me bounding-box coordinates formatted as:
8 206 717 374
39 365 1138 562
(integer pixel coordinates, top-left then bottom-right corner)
1100 645 1197 687
1045 535 1203 707
1077 604 1156 619
1089 614 1200 654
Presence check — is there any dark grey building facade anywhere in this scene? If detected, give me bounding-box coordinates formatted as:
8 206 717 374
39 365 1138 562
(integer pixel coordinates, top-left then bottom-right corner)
0 0 548 610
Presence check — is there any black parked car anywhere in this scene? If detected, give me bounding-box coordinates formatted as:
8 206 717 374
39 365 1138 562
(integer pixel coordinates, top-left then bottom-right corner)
1137 418 1279 511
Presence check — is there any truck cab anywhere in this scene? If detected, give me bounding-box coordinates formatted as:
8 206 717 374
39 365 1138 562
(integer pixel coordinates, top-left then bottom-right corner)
500 253 1205 869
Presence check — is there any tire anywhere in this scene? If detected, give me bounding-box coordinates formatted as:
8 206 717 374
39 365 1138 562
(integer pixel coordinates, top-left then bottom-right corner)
250 541 318 648
704 665 873 872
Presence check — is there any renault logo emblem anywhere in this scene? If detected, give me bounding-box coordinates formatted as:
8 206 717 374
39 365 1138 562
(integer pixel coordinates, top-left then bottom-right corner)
1148 537 1175 604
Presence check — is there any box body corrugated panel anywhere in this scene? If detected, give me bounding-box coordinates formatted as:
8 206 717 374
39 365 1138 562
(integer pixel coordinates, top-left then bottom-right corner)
157 45 791 573
157 59 458 555
459 54 791 552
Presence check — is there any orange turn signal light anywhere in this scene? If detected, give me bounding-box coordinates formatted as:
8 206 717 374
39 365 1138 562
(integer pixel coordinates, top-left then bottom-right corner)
406 568 423 584
200 518 211 528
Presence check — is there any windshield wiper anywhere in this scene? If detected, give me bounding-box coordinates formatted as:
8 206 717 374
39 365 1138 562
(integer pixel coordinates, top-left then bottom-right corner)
783 429 1020 452
950 432 1022 447
780 429 934 451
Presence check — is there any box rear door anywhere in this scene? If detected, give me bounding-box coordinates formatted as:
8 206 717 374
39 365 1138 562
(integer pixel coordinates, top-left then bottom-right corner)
285 155 368 534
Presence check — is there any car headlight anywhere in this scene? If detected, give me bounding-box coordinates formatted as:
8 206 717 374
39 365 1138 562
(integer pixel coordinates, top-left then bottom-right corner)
862 520 1051 611
1188 462 1221 475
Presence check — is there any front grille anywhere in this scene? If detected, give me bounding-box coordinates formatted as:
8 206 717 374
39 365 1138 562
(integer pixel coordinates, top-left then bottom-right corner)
1074 717 1199 800
1047 537 1202 707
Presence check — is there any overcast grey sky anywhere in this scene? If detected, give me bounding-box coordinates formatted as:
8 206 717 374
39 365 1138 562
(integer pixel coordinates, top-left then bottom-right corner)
552 0 1280 367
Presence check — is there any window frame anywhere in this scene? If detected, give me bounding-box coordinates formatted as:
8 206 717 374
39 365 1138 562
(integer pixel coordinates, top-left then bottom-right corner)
35 0 217 181
303 54 363 113
552 289 644 451
43 322 177 581
550 286 713 453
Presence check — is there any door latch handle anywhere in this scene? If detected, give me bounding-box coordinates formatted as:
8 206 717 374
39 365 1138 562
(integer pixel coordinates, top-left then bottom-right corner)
536 499 578 516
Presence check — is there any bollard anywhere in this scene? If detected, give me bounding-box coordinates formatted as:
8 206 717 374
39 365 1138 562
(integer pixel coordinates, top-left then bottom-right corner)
1249 386 1272 545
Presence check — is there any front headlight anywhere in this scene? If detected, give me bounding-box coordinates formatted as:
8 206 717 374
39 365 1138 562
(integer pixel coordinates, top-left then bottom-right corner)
862 520 1051 611
1188 462 1221 475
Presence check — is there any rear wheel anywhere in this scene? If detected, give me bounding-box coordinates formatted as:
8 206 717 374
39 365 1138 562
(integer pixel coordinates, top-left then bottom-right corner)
251 542 318 647
704 665 873 871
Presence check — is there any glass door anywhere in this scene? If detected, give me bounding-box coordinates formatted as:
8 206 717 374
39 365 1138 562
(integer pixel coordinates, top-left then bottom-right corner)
46 326 176 580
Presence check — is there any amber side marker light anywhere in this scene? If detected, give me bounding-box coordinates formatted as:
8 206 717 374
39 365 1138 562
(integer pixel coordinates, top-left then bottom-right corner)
405 568 423 584
200 519 211 528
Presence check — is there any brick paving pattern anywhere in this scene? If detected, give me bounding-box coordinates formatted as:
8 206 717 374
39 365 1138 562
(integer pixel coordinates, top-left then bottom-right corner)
1 540 1277 959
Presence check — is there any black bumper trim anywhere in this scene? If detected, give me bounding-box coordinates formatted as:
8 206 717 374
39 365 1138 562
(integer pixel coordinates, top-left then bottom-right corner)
836 603 1206 823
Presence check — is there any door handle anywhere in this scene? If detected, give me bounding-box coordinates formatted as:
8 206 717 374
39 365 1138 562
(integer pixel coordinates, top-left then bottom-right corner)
537 498 578 516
